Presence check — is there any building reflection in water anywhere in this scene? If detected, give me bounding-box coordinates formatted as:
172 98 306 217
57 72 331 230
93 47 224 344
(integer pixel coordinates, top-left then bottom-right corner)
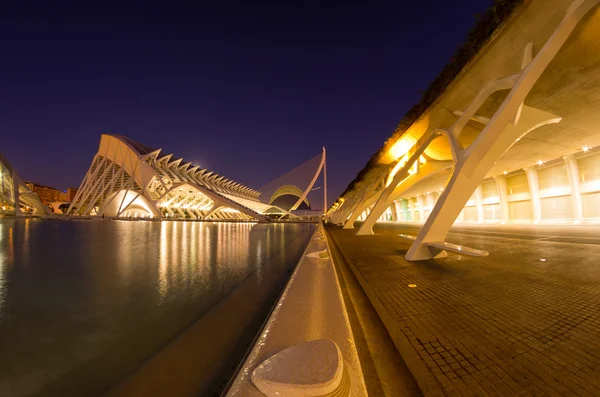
157 221 259 301
0 219 314 397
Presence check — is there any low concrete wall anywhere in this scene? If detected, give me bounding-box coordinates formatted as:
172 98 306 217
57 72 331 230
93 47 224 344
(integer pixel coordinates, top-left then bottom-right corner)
226 223 367 396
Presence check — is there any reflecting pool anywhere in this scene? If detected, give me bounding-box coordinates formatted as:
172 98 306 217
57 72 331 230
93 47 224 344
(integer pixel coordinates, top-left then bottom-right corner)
0 219 315 396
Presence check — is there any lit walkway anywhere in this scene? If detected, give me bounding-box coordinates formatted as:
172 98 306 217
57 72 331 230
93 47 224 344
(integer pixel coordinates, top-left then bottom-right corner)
326 222 600 397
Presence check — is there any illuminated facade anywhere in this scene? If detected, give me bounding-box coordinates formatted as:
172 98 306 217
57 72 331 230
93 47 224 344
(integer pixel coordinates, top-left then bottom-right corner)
25 182 62 204
68 135 292 220
327 0 600 260
0 152 51 217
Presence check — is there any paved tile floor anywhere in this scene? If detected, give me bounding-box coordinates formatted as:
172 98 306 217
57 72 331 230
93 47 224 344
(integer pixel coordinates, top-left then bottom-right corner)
328 223 600 397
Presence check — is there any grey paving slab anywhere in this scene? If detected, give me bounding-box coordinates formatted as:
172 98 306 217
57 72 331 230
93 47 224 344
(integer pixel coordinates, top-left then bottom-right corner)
327 223 600 397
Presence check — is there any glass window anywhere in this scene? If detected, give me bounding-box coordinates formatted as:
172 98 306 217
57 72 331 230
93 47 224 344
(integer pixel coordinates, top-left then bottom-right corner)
538 164 569 190
507 173 529 195
578 153 600 183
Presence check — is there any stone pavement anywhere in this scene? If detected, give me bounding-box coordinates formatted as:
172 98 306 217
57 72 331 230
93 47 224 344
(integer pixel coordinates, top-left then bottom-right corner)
326 223 600 397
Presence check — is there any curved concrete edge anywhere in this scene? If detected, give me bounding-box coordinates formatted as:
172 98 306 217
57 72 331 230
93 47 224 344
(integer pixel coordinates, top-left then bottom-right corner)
325 226 445 397
226 223 368 397
251 339 343 397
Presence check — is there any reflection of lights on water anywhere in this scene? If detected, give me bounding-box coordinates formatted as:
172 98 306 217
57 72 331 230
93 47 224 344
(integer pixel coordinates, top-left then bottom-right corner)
0 224 3 314
158 221 169 300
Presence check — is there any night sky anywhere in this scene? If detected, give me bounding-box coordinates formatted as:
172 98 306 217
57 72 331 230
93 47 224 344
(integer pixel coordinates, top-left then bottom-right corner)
1 1 492 206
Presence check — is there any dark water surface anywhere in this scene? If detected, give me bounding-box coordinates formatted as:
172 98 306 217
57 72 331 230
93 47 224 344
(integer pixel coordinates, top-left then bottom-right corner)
0 219 315 396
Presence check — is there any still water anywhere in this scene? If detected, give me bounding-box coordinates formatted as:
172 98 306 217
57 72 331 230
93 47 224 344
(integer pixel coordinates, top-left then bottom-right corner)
0 219 315 397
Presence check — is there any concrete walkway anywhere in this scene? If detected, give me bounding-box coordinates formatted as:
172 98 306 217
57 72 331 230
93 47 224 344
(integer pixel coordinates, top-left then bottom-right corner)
327 222 600 397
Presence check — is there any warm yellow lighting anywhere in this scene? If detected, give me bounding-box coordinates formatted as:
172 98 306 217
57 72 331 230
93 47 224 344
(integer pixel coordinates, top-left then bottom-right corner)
386 155 408 186
537 160 544 166
388 136 417 161
583 146 590 152
503 171 507 175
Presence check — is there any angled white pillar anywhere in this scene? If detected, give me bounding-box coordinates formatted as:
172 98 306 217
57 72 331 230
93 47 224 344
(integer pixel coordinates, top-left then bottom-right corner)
426 193 436 212
357 161 452 235
405 0 599 260
406 107 561 260
394 201 402 222
390 201 398 221
494 175 510 223
343 187 382 229
474 185 484 223
12 174 22 216
563 154 583 222
205 204 224 220
524 167 542 223
416 195 426 221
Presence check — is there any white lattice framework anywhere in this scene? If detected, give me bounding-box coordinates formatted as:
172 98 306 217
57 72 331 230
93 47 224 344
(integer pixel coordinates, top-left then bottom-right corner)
67 135 289 220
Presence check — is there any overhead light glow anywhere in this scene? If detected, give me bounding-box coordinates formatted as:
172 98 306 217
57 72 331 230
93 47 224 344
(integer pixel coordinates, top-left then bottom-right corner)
537 160 544 166
389 137 417 161
583 146 590 152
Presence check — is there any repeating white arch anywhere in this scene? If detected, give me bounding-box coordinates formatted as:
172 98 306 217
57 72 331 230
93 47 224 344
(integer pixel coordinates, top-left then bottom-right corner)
258 147 327 213
269 185 310 207
68 135 289 220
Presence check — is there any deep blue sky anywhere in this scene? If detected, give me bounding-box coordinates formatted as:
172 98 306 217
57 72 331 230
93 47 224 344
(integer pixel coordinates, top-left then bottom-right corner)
1 1 492 205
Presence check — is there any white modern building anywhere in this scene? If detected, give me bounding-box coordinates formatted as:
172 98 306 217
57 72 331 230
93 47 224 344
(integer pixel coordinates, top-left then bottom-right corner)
327 0 600 260
0 152 50 217
68 134 326 221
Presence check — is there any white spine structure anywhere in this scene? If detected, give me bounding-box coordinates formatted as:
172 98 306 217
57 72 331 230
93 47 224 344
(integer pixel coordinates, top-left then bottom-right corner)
68 135 288 220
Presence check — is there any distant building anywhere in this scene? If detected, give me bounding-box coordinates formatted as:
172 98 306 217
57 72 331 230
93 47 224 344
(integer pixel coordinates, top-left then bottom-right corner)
0 152 50 216
66 187 78 202
25 182 62 205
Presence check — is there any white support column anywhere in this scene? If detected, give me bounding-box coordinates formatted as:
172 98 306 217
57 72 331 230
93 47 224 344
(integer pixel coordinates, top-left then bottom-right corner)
356 160 452 235
563 154 583 222
524 167 542 223
343 184 382 229
13 175 22 216
405 0 596 260
389 201 398 222
426 193 436 214
416 195 426 222
494 175 510 223
406 107 561 260
394 201 403 222
475 185 484 224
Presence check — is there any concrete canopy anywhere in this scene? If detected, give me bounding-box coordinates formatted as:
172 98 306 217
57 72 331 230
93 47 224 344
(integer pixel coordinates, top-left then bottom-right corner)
328 0 600 260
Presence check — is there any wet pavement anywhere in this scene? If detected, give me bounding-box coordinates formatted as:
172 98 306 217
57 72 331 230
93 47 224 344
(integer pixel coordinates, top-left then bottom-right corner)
327 222 600 397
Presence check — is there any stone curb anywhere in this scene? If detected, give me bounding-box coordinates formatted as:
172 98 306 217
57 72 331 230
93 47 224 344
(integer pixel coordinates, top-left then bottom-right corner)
325 227 445 397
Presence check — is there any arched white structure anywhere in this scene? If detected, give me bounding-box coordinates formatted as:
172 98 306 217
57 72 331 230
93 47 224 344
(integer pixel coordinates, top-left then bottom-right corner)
269 185 310 208
328 0 600 260
68 135 289 220
259 147 327 213
0 152 50 217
